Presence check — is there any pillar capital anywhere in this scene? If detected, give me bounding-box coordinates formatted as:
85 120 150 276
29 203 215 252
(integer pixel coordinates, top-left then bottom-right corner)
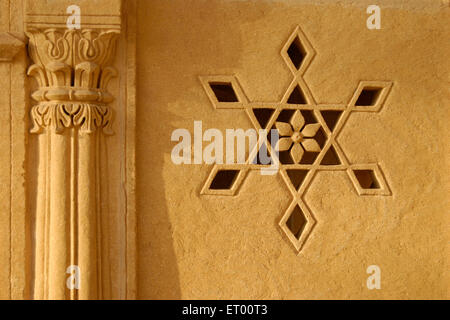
27 28 119 134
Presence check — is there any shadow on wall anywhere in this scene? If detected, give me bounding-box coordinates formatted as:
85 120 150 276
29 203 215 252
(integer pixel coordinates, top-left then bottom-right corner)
135 0 255 298
135 111 182 297
136 98 182 300
135 70 182 295
135 0 181 300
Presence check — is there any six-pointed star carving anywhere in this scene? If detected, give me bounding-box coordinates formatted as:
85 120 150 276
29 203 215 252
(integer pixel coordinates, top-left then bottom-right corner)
199 26 393 253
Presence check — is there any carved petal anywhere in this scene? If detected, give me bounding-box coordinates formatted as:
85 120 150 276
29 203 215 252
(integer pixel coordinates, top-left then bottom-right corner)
302 123 321 137
290 143 304 163
302 139 321 152
44 104 71 133
100 106 114 135
291 110 305 132
73 104 103 134
276 137 293 152
30 104 47 134
275 122 293 137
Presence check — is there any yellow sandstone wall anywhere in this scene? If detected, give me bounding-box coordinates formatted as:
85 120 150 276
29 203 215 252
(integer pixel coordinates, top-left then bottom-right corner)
135 0 449 299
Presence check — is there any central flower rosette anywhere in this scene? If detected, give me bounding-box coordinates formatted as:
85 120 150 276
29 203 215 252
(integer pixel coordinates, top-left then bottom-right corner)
275 110 321 164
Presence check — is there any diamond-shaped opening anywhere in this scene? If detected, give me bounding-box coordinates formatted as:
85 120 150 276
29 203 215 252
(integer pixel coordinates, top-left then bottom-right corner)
210 170 240 190
321 110 343 132
353 169 380 189
287 36 306 70
209 82 239 102
276 109 295 123
253 108 275 129
275 150 292 164
320 145 341 165
355 87 383 106
313 126 327 148
300 109 316 124
286 205 307 240
299 151 318 165
287 85 307 104
286 169 309 190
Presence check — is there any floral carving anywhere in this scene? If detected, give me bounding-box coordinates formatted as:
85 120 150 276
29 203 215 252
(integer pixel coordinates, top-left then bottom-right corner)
30 103 113 134
26 29 119 134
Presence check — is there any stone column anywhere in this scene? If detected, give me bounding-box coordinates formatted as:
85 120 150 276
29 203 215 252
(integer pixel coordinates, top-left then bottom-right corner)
27 29 119 300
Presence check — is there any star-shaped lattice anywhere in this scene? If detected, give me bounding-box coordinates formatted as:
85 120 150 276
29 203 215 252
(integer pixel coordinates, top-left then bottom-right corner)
199 26 393 253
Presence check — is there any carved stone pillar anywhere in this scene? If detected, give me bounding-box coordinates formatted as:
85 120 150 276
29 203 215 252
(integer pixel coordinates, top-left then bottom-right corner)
27 29 119 300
